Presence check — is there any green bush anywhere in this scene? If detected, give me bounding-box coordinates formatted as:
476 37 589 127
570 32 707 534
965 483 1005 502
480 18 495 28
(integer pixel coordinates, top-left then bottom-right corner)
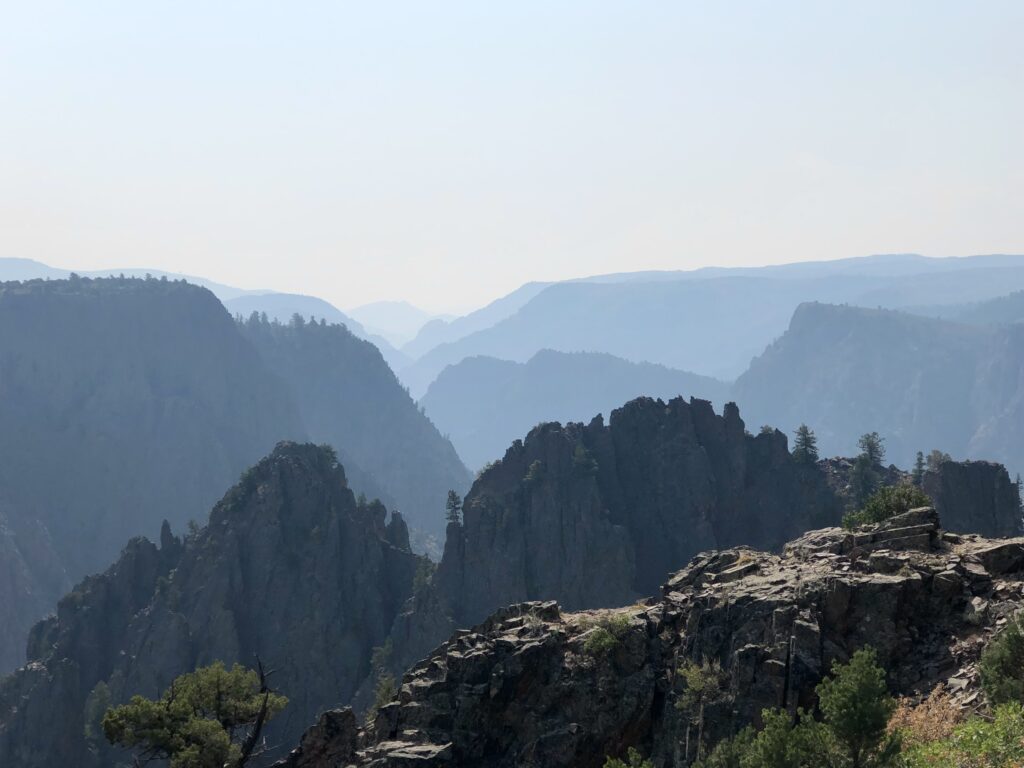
582 613 631 656
604 747 654 768
843 484 931 529
980 615 1024 706
695 648 899 768
904 702 1024 768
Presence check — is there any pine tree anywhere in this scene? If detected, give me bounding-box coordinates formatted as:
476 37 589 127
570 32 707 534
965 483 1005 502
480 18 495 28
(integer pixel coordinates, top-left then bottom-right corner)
926 449 951 472
1016 473 1023 531
792 424 819 464
102 662 287 768
445 489 463 524
815 647 901 768
858 432 885 466
912 451 925 486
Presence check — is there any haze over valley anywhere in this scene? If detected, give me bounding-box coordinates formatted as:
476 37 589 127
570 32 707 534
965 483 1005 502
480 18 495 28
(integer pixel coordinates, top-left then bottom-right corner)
4 4 1024 767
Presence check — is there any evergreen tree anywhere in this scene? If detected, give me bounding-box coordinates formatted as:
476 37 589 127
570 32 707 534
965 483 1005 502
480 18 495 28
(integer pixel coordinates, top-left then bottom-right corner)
980 615 1024 706
1016 473 1023 530
925 449 951 472
696 648 900 768
792 425 819 464
912 452 925 486
858 432 886 466
604 748 655 768
102 661 287 768
445 489 463 524
815 647 901 768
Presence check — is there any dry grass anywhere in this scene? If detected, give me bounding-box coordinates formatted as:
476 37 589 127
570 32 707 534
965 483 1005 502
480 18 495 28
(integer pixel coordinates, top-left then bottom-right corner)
888 685 965 747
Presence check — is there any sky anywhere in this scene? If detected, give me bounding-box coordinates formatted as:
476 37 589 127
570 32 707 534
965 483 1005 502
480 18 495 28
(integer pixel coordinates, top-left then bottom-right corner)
2 2 1022 314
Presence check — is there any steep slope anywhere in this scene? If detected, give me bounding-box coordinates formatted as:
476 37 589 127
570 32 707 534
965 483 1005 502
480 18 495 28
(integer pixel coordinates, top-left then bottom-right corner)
0 504 66 675
732 302 1024 476
280 509 1024 768
238 315 471 539
0 443 424 767
400 259 1024 397
420 350 729 470
226 293 409 370
0 276 305 670
401 281 552 360
0 277 465 674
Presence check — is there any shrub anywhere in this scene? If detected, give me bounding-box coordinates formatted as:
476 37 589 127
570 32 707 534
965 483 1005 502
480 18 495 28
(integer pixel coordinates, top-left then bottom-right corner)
843 484 931 529
603 747 654 768
581 613 631 656
980 615 1024 706
904 702 1024 768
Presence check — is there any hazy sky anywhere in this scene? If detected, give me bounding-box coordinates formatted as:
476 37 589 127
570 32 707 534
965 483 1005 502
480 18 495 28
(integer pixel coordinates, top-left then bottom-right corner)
2 2 1022 313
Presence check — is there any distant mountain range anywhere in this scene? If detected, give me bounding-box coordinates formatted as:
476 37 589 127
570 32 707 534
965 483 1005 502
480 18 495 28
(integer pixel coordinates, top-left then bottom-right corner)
733 301 1024 475
348 300 449 347
397 255 1024 397
421 350 728 470
0 258 412 370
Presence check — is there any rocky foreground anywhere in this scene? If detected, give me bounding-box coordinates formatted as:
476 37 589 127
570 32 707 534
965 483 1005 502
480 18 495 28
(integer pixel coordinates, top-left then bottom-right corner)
278 508 1024 768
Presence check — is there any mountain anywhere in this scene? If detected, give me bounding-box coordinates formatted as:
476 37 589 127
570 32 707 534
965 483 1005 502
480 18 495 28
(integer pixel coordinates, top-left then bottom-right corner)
2 401 1016 765
0 276 304 671
226 293 410 370
399 255 1024 397
909 289 1024 326
226 292 357 327
420 350 728 469
281 507 1024 767
0 256 259 300
238 314 471 540
0 258 411 369
0 276 468 672
0 443 425 767
369 397 1018 691
731 301 1024 476
347 301 443 348
400 281 552 360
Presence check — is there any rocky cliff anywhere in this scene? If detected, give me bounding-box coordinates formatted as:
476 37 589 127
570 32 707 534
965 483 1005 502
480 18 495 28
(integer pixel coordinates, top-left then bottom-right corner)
436 397 841 626
819 454 1020 538
0 276 471 673
239 315 471 542
0 443 425 767
923 459 1021 537
0 276 304 673
278 507 1024 767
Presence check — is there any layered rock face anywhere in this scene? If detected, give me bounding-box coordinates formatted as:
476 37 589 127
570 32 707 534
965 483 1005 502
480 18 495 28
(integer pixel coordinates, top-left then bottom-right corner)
924 459 1021 537
437 397 841 625
280 509 1024 768
0 443 424 767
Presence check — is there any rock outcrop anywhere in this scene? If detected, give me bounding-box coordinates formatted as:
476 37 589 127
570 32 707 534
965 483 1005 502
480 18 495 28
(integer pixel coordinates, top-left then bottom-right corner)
0 443 425 767
820 455 1020 538
923 459 1021 537
436 397 841 626
280 508 1024 767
